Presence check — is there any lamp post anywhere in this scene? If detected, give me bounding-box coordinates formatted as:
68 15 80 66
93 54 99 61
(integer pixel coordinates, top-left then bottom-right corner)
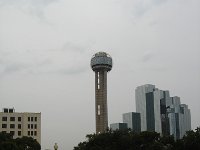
54 143 58 150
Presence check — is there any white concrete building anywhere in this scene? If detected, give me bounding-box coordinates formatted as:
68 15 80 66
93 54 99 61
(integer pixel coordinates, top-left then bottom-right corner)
0 108 41 144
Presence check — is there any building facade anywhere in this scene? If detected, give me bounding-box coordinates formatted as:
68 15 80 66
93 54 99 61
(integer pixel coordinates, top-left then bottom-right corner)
135 84 162 133
123 112 141 133
167 102 191 139
110 123 127 130
135 84 191 139
0 108 41 144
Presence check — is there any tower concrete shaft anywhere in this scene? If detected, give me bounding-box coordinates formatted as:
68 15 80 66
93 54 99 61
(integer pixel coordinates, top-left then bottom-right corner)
95 70 108 133
91 52 112 134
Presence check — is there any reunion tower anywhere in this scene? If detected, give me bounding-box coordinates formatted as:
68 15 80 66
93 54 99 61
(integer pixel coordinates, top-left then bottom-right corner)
91 52 113 133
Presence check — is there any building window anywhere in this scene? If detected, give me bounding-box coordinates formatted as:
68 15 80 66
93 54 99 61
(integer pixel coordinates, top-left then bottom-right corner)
31 131 33 136
28 131 30 136
31 124 33 129
2 117 7 121
10 124 15 129
10 131 15 136
2 124 7 128
10 117 15 121
31 117 33 121
18 117 21 122
98 105 100 115
34 131 37 136
9 109 14 113
34 124 37 129
2 131 6 134
35 117 37 122
3 108 8 113
18 124 21 129
18 131 21 136
28 117 30 121
97 72 100 89
28 124 30 129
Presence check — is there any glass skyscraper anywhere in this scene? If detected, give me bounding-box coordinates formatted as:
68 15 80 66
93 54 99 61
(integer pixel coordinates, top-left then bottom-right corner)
122 112 141 133
135 84 162 133
110 123 128 130
167 99 191 139
135 84 191 139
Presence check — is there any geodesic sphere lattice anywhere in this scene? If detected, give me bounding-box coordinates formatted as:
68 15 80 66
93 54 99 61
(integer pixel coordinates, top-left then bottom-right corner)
91 52 112 72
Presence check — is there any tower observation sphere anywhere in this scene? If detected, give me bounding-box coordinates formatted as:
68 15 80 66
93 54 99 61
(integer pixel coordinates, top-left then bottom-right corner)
90 52 113 133
91 52 112 72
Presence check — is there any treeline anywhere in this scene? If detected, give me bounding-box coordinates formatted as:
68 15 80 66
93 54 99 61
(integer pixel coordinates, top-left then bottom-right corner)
74 127 200 150
0 132 40 150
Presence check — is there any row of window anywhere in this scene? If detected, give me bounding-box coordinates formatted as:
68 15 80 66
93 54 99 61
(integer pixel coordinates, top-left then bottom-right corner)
2 117 21 122
2 124 37 129
28 117 37 122
2 124 21 129
2 117 38 122
28 131 37 136
28 124 37 129
2 131 22 136
2 131 37 136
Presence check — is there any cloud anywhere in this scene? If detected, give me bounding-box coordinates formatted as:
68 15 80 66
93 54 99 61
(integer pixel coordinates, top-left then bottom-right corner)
60 42 88 53
48 42 91 75
0 0 58 9
116 0 168 18
0 59 29 77
3 63 28 73
0 41 91 76
141 51 155 62
57 64 88 75
0 0 59 19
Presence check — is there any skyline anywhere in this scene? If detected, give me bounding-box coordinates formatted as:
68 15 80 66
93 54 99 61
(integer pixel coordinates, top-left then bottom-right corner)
110 84 192 139
0 0 200 149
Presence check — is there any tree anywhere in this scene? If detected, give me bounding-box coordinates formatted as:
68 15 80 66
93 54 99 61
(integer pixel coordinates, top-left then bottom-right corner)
74 129 165 150
0 132 13 143
0 141 19 150
74 127 200 150
0 132 41 150
181 127 200 150
15 136 41 150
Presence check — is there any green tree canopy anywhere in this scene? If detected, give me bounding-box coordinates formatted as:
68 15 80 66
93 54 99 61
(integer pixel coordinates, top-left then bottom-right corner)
0 132 41 150
74 127 200 150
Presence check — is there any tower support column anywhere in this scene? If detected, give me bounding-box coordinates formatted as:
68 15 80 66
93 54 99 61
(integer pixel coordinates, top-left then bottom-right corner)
95 70 108 133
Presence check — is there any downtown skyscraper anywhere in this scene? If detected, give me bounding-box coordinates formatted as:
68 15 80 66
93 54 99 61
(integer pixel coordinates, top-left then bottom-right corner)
167 97 191 139
135 84 163 133
135 84 191 139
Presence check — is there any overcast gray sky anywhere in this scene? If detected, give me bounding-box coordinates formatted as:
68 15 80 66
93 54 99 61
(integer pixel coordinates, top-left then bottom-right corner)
0 0 200 149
